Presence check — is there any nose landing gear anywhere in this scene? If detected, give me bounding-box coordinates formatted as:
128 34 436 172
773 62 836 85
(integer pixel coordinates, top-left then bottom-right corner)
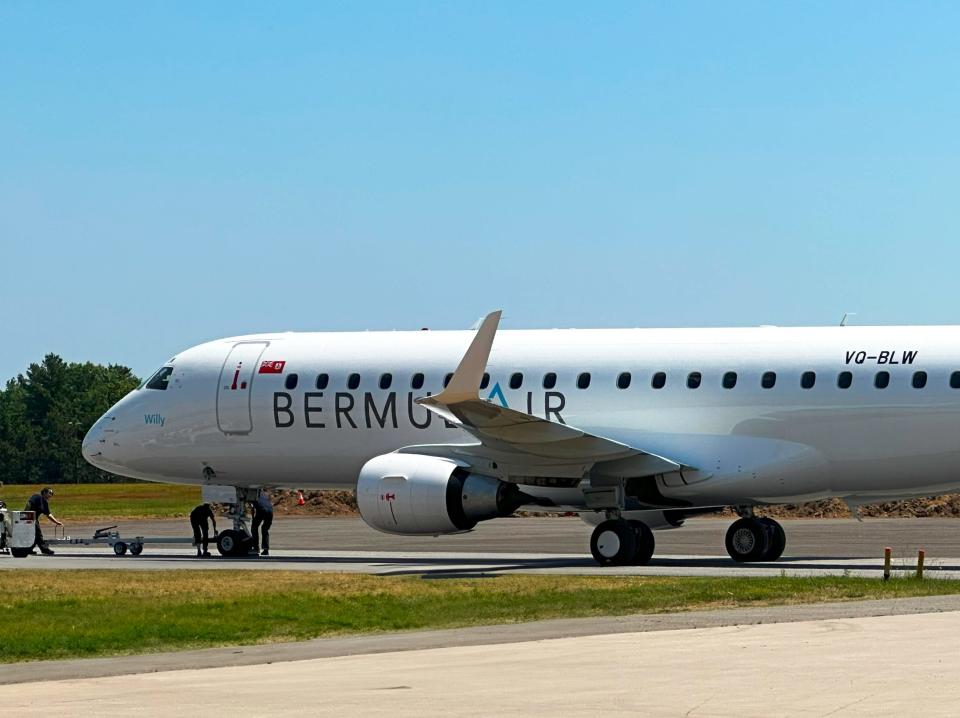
216 528 251 557
214 487 258 557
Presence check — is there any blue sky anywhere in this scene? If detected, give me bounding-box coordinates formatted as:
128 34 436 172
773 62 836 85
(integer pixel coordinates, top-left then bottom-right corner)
2 2 960 382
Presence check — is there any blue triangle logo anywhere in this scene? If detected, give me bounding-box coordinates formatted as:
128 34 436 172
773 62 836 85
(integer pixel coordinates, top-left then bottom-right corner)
487 382 508 408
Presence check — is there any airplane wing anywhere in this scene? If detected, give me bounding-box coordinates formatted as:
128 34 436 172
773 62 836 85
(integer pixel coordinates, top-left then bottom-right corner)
412 311 687 478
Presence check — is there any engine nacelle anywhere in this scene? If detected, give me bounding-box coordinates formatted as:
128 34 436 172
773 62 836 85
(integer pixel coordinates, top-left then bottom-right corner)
357 453 530 535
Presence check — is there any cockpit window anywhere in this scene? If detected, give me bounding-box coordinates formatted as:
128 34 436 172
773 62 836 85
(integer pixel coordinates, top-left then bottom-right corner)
145 366 173 391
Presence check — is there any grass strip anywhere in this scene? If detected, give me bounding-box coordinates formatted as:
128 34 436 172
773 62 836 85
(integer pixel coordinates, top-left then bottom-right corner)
1 571 958 663
0 483 200 519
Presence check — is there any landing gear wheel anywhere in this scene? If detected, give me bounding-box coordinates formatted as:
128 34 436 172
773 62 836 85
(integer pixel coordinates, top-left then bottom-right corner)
113 542 128 556
627 520 655 565
758 518 786 561
590 519 637 566
129 543 143 557
216 529 250 557
725 518 769 563
11 547 31 558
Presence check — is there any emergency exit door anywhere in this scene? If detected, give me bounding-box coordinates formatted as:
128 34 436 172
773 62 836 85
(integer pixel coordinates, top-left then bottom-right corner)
216 342 268 434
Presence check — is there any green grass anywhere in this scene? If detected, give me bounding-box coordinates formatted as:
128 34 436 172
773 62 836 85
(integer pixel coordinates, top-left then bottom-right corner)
0 483 200 519
1 571 958 663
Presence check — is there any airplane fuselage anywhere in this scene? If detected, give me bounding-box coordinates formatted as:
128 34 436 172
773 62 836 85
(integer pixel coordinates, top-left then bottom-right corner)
83 324 960 510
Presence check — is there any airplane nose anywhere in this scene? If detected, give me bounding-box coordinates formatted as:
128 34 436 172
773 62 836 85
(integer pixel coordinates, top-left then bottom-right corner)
81 428 100 464
81 418 109 466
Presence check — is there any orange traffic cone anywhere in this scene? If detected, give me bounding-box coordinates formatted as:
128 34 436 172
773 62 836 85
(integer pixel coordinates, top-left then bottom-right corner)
296 490 305 507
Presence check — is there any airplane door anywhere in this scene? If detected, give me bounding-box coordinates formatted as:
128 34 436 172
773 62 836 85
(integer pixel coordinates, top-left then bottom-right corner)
217 342 269 434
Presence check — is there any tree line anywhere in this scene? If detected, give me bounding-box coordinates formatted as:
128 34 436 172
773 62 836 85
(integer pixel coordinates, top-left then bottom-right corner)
0 354 140 484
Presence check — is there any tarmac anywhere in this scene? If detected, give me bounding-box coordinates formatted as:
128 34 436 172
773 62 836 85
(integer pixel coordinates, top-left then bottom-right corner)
2 516 957 578
40 515 960 557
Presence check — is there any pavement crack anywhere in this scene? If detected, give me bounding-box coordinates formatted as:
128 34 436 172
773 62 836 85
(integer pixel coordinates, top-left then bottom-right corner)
684 693 716 716
820 693 871 716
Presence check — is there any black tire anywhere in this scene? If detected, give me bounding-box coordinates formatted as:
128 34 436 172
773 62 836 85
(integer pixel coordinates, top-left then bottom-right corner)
590 519 637 566
129 543 143 556
216 530 238 556
725 518 769 563
627 520 655 565
113 542 127 556
216 529 250 557
758 518 786 561
11 547 31 558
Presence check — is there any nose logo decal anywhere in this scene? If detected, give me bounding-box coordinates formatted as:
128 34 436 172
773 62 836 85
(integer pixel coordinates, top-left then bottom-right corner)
228 362 248 391
144 413 166 427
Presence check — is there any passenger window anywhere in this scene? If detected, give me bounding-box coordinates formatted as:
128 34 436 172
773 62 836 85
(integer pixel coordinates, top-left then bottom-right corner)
837 371 852 389
912 371 927 389
411 373 424 390
651 372 666 389
722 372 737 389
874 371 890 389
801 371 816 389
687 372 701 389
145 366 173 391
543 372 557 390
577 372 591 389
444 373 453 388
285 373 299 390
379 373 392 390
315 373 329 390
952 371 960 389
480 373 490 390
509 372 523 390
617 372 631 389
348 373 361 390
761 372 777 389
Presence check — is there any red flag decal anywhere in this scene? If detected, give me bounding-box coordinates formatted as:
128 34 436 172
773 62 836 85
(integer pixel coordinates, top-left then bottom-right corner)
258 360 286 374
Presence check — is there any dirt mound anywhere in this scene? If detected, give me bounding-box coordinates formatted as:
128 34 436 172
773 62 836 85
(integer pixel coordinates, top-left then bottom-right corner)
268 489 358 516
260 490 960 519
734 495 960 520
259 490 960 520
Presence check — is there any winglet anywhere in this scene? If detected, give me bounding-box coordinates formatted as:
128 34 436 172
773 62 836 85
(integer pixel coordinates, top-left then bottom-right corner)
421 310 501 407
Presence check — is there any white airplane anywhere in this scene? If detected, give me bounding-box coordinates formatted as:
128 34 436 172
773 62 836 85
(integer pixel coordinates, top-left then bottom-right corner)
82 311 958 565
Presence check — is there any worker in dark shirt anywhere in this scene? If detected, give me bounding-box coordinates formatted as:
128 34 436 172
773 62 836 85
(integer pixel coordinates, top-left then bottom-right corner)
25 487 62 556
189 503 217 557
250 491 273 556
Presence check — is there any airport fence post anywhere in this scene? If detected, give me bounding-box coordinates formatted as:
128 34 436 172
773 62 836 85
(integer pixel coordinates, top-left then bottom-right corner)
883 547 892 581
916 549 925 580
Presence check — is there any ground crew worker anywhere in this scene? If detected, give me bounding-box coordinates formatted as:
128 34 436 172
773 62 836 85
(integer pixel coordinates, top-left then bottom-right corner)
189 503 217 557
25 487 61 556
250 491 273 556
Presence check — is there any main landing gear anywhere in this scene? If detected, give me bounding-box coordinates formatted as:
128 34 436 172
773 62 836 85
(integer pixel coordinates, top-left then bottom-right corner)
724 516 786 563
590 518 655 566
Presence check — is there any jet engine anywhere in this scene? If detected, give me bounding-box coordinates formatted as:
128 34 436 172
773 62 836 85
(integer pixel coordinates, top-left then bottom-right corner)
356 453 533 535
